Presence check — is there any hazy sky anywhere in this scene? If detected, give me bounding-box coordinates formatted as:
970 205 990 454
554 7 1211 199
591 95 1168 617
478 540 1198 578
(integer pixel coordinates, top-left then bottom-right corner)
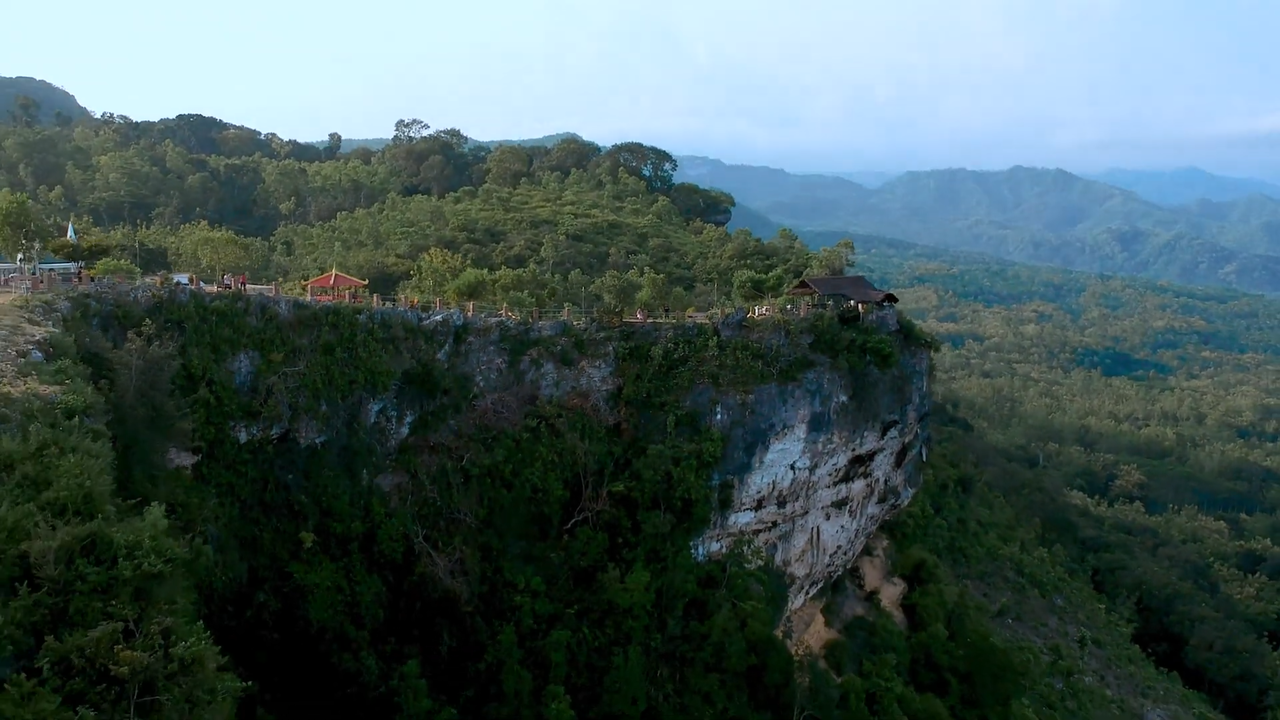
6 0 1279 175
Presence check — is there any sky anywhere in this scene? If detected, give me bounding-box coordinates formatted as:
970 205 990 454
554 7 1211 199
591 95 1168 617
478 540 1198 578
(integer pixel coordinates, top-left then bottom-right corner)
5 0 1280 176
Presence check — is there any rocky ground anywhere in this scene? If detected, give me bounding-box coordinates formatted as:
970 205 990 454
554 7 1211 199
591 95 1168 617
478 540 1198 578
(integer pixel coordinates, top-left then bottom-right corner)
0 294 56 394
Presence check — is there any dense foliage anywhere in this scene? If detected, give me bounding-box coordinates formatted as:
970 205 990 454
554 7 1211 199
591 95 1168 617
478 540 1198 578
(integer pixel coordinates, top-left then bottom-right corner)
677 155 1280 294
2 292 940 719
850 237 1280 719
0 107 802 308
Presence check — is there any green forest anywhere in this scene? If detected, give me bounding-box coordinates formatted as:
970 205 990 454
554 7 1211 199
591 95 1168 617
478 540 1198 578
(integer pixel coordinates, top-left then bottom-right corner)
0 103 874 312
2 93 1280 719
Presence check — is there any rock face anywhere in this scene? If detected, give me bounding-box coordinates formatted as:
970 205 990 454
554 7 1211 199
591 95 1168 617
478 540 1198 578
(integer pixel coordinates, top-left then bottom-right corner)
694 350 930 612
221 307 931 612
61 292 931 617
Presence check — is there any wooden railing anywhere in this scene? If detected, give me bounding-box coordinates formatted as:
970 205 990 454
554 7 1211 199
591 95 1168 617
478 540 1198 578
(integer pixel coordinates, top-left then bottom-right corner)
16 275 890 330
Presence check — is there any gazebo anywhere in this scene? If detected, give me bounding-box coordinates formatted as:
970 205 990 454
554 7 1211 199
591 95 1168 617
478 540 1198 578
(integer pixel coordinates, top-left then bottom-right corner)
786 275 899 308
304 267 369 302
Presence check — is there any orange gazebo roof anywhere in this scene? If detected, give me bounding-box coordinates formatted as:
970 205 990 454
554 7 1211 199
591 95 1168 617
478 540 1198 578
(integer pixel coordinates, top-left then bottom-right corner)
304 268 369 289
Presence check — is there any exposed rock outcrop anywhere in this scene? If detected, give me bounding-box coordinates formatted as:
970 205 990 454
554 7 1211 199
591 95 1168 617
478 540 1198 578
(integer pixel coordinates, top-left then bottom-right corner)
694 348 929 612
779 534 910 656
58 291 931 617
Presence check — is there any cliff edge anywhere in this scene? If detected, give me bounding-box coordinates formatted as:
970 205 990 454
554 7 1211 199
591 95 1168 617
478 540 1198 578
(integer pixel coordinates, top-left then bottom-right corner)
53 289 931 622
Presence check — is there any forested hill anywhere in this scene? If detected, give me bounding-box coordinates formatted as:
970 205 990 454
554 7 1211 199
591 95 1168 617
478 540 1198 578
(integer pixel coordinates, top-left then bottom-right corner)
678 156 1280 295
0 76 91 126
3 90 1280 718
2 106 850 310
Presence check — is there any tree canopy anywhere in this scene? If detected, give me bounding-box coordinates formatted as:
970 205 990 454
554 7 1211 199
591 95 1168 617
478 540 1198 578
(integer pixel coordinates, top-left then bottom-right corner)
0 106 835 306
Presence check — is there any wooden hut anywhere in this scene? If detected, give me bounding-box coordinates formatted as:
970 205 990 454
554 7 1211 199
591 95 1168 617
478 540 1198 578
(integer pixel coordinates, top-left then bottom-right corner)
786 275 899 310
304 268 369 302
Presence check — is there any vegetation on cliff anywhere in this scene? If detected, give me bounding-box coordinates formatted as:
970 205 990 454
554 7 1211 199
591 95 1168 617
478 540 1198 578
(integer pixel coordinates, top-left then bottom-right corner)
2 291 941 719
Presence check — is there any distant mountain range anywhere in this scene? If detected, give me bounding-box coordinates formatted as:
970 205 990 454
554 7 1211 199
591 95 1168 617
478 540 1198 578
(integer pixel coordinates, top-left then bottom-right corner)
813 166 1280 204
677 156 1280 295
1083 167 1280 205
813 171 900 188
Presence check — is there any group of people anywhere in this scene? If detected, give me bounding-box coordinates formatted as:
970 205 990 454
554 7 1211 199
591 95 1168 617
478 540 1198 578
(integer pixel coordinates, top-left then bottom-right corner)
219 273 248 291
634 305 673 322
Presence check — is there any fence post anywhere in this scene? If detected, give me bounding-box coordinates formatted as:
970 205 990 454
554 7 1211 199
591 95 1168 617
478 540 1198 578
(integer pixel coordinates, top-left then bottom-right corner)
373 293 381 306
531 307 540 322
563 306 572 321
467 301 475 317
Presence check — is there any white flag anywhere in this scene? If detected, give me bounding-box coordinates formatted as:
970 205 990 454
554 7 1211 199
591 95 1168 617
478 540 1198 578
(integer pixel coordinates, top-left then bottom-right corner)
67 221 77 243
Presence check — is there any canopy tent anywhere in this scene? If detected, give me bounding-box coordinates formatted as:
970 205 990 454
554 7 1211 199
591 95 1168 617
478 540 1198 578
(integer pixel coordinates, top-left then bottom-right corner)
304 268 369 301
33 251 80 273
38 260 80 272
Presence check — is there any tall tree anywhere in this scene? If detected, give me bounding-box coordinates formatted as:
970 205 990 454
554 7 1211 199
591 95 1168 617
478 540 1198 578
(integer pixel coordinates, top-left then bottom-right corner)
534 137 602 177
0 191 50 261
596 142 677 194
7 94 41 128
323 132 343 160
668 182 735 226
484 145 532 189
392 118 430 145
807 238 856 276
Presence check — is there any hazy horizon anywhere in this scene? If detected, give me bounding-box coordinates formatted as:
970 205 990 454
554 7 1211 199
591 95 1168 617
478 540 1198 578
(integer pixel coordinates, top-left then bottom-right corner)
6 0 1280 178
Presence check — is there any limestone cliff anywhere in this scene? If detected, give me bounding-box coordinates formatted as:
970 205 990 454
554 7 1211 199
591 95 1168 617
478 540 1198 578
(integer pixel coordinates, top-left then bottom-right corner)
56 291 931 616
694 348 929 612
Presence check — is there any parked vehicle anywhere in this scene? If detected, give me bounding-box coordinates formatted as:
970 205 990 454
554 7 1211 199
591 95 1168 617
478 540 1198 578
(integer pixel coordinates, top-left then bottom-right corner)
171 273 204 288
